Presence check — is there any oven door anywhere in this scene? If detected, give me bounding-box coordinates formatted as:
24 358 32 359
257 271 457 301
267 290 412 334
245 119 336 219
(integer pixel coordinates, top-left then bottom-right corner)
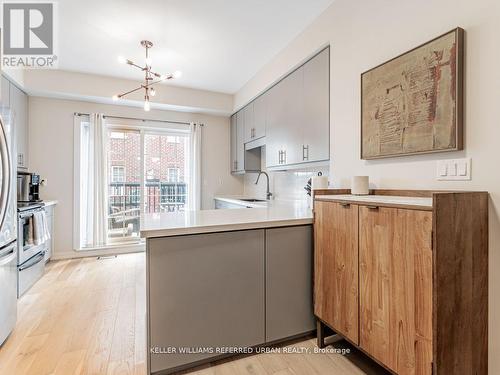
17 250 45 297
18 209 46 265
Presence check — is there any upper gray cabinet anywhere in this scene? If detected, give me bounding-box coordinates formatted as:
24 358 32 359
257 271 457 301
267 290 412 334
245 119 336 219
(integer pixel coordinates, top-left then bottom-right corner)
10 83 29 170
230 114 237 172
230 110 260 174
244 95 266 143
302 48 329 163
230 47 329 173
1 76 10 108
266 47 329 168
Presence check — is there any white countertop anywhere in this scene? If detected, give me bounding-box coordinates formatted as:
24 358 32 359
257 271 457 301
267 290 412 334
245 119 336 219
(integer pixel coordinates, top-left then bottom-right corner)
316 194 433 208
140 200 312 238
43 200 58 207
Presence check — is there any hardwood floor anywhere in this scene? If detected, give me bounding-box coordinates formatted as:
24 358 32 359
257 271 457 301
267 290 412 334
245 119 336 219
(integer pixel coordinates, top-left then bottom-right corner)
0 253 388 375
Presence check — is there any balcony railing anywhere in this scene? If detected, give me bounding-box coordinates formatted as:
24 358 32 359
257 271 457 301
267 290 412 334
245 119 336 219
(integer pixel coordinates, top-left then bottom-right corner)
108 181 187 239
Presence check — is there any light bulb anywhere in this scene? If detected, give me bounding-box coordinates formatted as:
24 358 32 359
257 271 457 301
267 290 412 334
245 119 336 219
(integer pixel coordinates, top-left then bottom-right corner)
173 70 182 78
144 100 150 111
145 57 152 66
117 56 126 64
112 95 119 101
150 87 156 97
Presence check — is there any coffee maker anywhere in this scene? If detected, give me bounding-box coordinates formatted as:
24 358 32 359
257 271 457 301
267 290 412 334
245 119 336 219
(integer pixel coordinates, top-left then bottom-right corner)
17 172 42 202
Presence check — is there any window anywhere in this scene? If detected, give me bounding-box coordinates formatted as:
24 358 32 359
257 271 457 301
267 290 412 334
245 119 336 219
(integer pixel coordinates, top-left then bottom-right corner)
167 167 179 183
111 166 125 183
75 115 194 250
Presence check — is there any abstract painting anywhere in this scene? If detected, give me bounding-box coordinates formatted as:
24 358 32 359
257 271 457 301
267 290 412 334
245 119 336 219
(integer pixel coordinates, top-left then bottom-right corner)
361 28 464 159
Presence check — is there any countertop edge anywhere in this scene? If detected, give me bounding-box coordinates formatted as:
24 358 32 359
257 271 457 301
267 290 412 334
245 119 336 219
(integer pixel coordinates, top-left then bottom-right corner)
141 217 313 239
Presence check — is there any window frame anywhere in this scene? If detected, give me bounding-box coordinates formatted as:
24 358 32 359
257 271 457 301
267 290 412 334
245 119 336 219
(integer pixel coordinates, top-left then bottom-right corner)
110 165 126 183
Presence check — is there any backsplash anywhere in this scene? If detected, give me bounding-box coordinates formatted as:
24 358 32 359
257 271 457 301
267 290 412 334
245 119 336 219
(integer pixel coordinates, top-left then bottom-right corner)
243 147 329 201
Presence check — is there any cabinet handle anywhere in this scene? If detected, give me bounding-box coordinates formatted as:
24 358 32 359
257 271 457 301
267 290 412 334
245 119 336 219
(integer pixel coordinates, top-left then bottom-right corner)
339 202 350 207
366 205 379 210
302 145 309 161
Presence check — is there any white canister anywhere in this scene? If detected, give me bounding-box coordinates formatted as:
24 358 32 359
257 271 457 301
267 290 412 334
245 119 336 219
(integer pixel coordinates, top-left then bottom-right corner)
351 176 369 195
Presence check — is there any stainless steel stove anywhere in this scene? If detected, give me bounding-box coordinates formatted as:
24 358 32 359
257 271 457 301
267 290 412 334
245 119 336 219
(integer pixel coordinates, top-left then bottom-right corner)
17 201 46 297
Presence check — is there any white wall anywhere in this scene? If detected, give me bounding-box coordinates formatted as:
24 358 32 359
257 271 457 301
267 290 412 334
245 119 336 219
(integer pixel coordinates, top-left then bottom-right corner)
24 69 234 115
28 96 243 259
235 0 500 372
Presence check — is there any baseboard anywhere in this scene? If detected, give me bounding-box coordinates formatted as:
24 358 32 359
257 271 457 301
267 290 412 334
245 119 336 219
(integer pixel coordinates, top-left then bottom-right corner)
51 244 145 260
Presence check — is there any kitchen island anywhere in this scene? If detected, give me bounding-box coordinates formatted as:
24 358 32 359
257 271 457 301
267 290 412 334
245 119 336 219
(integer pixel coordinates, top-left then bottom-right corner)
140 200 315 375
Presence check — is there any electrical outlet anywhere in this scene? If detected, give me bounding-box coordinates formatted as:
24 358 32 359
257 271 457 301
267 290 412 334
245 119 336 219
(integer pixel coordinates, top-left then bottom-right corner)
436 158 471 181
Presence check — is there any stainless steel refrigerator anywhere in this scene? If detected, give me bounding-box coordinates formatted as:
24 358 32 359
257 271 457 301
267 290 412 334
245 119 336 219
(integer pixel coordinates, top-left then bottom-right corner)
0 108 17 346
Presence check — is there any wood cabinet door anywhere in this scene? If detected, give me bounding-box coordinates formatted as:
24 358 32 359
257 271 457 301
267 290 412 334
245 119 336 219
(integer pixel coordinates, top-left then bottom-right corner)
314 201 359 344
359 206 433 375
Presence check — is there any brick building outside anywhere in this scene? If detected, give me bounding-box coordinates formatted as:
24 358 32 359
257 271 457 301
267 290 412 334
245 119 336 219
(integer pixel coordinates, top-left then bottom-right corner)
107 130 188 218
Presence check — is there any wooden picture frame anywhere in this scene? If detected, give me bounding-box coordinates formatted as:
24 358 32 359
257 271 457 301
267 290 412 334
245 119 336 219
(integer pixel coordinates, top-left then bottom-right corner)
361 28 464 159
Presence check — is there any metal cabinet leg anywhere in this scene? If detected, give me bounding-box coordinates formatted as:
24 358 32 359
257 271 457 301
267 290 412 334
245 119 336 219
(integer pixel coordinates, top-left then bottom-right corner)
316 320 327 348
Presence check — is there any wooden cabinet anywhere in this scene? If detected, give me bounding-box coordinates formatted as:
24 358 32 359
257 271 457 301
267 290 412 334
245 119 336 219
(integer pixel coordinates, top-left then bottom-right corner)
313 190 488 375
266 226 315 342
359 206 432 375
314 200 359 344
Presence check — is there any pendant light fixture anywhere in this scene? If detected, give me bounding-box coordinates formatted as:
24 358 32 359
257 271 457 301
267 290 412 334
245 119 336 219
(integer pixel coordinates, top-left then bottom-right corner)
113 40 182 111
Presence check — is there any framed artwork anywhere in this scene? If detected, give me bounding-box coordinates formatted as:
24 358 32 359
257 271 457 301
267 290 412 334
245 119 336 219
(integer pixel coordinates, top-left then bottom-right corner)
361 28 464 159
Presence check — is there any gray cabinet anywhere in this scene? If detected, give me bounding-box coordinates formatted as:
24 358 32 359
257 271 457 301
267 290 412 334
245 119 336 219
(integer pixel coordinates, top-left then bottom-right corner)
148 230 265 373
253 94 266 140
10 83 29 169
146 224 315 374
230 114 237 172
44 205 55 262
244 97 265 143
302 48 329 163
243 101 254 142
230 47 329 172
230 109 260 174
236 110 245 171
266 226 315 342
265 68 303 167
1 76 10 108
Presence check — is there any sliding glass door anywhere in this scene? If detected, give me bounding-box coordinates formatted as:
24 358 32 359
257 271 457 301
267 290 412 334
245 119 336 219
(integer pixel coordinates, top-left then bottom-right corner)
106 128 189 243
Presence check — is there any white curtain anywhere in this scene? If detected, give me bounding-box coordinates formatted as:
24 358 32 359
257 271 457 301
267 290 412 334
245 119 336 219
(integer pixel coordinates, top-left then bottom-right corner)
187 122 202 210
82 113 108 247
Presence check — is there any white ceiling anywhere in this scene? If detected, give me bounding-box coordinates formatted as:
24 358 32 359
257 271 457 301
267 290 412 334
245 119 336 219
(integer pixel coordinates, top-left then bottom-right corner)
58 0 334 94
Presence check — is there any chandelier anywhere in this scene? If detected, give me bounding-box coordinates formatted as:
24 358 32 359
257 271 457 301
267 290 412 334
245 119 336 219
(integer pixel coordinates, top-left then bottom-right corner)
112 40 181 111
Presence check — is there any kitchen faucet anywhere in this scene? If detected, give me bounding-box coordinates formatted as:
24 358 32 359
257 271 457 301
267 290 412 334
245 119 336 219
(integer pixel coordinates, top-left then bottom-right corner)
255 171 272 200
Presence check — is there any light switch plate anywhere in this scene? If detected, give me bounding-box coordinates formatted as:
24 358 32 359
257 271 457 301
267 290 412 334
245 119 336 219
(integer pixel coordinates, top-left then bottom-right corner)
436 158 471 181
